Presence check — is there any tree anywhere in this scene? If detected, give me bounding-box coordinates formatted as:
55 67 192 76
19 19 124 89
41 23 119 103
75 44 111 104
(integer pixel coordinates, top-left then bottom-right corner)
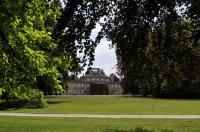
100 0 200 97
110 73 120 82
51 0 200 98
0 0 71 107
1 0 199 107
147 18 200 97
53 0 113 72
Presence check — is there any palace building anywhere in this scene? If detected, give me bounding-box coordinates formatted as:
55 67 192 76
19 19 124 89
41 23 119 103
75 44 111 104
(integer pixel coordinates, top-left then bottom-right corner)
67 68 123 95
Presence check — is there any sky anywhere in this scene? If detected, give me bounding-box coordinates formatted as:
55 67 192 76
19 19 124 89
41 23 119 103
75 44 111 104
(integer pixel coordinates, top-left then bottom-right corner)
90 25 117 76
92 40 117 76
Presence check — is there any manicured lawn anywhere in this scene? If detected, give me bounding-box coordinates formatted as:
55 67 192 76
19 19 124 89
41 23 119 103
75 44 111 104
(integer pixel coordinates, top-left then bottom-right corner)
0 116 200 132
2 95 200 115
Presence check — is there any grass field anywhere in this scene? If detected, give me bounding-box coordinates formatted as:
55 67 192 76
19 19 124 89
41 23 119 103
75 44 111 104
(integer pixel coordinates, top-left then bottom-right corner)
1 96 200 132
0 116 200 132
2 95 200 114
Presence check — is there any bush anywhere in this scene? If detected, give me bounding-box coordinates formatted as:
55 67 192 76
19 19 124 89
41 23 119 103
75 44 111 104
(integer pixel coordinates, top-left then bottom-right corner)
1 88 47 108
159 83 200 98
24 89 47 108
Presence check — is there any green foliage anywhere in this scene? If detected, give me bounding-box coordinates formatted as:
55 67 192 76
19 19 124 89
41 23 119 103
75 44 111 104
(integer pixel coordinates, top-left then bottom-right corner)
99 0 200 98
0 0 71 107
12 88 47 108
53 0 113 70
146 18 200 98
1 0 200 108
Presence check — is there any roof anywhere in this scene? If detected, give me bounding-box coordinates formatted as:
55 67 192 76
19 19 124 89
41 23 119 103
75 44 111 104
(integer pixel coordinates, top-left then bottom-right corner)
80 68 111 81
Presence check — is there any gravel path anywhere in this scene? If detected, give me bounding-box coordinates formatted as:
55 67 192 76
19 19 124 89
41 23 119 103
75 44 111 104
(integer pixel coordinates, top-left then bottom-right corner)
0 112 200 118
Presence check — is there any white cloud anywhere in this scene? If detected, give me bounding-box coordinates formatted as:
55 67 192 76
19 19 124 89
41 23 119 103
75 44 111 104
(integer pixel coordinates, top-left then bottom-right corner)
93 40 117 75
79 39 117 76
88 24 117 75
91 24 102 33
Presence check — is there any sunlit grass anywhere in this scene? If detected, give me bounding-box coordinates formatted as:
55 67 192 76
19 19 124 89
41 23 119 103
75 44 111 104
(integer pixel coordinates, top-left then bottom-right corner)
0 116 200 132
2 95 200 115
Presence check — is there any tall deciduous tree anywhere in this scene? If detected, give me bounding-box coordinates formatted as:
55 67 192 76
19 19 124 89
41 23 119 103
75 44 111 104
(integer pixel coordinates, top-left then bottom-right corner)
100 0 200 97
0 0 71 107
53 0 113 72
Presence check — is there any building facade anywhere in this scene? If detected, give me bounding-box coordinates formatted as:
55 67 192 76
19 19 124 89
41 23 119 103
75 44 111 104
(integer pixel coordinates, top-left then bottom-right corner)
67 68 123 95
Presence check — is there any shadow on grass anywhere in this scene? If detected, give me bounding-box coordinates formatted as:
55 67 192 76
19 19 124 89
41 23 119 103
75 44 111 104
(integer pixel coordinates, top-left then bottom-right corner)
104 127 173 132
113 95 153 99
0 98 72 111
47 100 72 104
115 95 200 101
104 127 154 132
0 101 27 110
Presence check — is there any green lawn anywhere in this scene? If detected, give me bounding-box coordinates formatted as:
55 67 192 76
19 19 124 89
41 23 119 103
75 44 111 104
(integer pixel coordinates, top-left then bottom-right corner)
2 95 200 115
0 116 200 132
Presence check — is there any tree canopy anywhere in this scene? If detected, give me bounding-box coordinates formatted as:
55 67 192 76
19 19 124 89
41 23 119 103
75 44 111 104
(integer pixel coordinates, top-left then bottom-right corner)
100 0 200 97
1 0 200 108
0 0 71 107
53 0 200 98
